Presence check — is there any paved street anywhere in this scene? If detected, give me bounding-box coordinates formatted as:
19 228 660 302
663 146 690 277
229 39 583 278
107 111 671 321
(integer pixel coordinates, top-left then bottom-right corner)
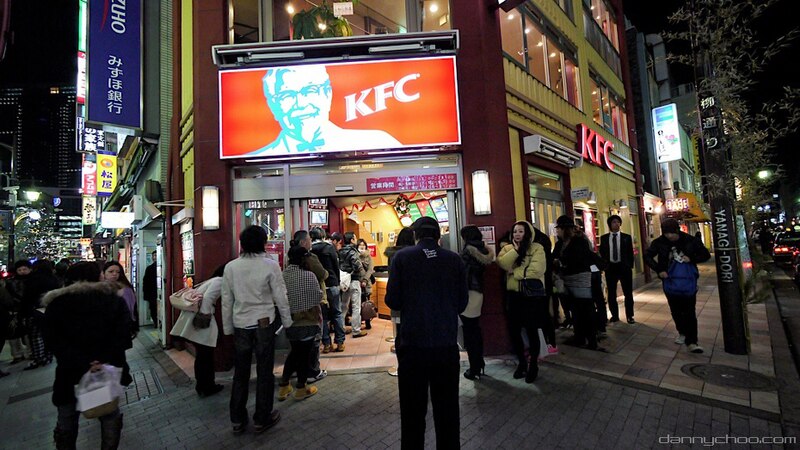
1 260 798 449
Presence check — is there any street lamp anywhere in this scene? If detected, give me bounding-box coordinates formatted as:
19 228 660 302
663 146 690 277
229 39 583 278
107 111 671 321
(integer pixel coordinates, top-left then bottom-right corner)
757 169 771 180
24 190 40 202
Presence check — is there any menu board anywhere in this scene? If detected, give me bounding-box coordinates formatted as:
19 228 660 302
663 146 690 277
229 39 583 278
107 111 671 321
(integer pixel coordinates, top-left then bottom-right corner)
429 197 449 223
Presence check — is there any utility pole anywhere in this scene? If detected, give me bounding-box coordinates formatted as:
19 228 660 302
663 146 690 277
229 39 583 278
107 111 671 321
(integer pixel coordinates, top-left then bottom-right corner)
690 0 748 355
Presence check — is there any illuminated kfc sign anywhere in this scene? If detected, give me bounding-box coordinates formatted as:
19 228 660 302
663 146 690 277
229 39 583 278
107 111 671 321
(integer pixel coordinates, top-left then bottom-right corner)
218 56 461 159
577 123 615 171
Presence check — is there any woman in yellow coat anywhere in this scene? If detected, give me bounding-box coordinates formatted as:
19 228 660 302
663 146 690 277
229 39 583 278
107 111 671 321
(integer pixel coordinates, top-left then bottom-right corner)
497 221 547 383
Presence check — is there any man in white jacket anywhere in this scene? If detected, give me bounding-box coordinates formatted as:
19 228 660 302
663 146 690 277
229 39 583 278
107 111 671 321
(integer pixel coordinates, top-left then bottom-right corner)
222 225 293 435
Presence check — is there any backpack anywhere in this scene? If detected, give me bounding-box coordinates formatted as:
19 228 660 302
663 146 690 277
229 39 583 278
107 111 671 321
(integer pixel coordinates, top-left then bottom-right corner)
663 261 699 296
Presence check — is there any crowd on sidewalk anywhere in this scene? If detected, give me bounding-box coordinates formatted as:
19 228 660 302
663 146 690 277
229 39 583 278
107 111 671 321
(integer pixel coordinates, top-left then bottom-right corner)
0 212 711 449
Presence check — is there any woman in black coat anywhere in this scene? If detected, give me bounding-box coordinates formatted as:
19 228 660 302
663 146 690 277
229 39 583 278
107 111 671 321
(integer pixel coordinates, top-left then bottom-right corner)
43 262 133 450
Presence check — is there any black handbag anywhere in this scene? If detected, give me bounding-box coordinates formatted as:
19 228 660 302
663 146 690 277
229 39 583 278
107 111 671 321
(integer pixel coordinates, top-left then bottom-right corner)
519 264 546 298
192 312 213 329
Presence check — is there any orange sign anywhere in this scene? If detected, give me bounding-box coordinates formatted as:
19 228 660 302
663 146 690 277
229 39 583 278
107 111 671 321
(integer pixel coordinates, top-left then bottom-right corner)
218 56 461 159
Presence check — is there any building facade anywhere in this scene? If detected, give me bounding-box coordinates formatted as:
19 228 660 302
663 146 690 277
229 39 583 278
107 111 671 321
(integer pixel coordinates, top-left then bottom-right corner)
167 0 642 364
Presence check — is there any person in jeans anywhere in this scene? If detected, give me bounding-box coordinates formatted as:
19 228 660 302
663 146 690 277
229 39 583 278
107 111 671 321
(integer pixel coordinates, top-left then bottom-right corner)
222 225 293 434
43 262 132 450
311 227 346 353
644 218 711 353
277 245 324 401
385 217 468 450
338 232 367 338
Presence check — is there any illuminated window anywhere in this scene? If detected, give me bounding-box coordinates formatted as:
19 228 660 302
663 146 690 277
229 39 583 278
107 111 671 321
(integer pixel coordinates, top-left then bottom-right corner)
591 74 628 144
500 10 525 67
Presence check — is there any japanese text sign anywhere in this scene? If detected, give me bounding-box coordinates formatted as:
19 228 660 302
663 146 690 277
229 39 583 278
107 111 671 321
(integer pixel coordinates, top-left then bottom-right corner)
96 153 118 197
366 174 458 193
82 154 97 196
88 0 141 128
218 56 461 159
652 104 682 163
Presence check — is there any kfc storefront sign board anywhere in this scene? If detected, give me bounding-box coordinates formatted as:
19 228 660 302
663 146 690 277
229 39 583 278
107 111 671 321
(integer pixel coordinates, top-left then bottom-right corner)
218 56 461 159
577 124 615 171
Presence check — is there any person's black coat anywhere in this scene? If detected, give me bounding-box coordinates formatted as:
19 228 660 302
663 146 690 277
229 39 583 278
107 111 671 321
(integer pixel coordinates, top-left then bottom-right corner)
644 231 711 275
385 238 468 349
533 226 554 292
599 231 635 269
21 269 61 317
312 240 340 288
142 262 157 301
42 282 133 406
460 240 495 293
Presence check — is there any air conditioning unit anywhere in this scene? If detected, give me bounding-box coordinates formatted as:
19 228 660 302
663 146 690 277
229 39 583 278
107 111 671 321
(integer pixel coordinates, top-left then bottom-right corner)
523 134 583 168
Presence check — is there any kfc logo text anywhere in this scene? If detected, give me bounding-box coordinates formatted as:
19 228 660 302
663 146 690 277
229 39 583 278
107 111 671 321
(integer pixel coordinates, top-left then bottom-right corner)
345 73 420 122
578 123 615 171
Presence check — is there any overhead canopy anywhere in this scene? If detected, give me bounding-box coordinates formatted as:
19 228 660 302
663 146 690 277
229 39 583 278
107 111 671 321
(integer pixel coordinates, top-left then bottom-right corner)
665 192 709 222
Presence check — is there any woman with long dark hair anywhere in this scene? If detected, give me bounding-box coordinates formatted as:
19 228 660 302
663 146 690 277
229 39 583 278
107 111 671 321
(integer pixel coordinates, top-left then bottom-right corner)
459 225 495 380
384 227 414 376
102 261 138 336
170 263 228 397
497 221 546 383
554 216 604 351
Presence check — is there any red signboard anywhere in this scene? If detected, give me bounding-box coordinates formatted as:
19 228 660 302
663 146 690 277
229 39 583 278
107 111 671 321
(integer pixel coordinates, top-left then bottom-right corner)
578 123 615 171
218 56 461 159
82 154 97 196
366 174 458 193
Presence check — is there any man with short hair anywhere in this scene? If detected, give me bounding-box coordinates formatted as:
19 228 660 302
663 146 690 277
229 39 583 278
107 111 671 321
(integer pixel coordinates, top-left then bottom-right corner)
644 219 710 353
338 232 367 338
600 215 636 324
310 227 346 353
222 226 293 434
386 217 468 449
143 251 158 327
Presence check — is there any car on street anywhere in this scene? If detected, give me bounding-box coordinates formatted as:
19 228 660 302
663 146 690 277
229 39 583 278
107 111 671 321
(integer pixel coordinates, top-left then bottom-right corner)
772 230 800 265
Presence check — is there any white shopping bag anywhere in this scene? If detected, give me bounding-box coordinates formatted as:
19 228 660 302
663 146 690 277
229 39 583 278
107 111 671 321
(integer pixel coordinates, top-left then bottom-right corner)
75 364 124 418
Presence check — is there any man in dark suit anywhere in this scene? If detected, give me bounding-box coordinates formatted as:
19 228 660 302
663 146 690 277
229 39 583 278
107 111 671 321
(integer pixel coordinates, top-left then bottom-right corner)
600 215 636 324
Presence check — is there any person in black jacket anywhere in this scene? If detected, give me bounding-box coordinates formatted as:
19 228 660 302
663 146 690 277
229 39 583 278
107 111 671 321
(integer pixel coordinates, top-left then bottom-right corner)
386 217 468 450
644 218 711 353
142 251 158 327
459 225 495 380
43 261 133 450
599 215 636 324
23 260 61 370
311 227 346 353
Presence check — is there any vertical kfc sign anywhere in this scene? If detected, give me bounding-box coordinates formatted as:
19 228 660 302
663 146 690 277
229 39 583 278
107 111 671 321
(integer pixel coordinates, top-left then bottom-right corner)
578 123 615 171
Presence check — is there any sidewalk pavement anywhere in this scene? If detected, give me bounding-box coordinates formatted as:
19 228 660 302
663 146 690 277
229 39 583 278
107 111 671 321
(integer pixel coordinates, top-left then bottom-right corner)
546 261 780 414
0 259 796 449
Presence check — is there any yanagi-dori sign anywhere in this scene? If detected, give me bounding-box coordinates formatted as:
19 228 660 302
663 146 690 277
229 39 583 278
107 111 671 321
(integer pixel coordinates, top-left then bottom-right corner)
218 56 461 159
665 197 689 212
308 198 328 210
577 124 615 171
82 195 97 225
83 126 106 152
96 153 117 197
82 154 97 196
652 104 682 163
87 0 141 128
366 173 458 193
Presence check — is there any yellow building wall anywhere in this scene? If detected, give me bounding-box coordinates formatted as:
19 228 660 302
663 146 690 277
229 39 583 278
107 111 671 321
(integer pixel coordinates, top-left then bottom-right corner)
181 0 193 118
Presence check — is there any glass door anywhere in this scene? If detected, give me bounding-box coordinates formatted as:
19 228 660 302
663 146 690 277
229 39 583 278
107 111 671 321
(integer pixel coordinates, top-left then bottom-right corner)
529 166 565 243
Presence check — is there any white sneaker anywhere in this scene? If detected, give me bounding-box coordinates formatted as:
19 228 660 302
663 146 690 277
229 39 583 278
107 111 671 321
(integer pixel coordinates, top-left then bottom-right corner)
688 344 704 353
674 335 686 345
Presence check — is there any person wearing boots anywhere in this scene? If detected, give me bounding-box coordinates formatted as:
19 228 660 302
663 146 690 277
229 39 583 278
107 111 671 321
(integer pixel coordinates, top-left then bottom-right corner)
459 225 495 381
42 262 133 450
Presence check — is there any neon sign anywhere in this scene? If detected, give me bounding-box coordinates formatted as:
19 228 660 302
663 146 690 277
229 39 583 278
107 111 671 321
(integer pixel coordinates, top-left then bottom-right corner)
577 123 615 171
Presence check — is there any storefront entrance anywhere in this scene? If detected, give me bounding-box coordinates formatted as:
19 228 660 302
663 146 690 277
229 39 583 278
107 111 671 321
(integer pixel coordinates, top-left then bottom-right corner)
231 154 465 368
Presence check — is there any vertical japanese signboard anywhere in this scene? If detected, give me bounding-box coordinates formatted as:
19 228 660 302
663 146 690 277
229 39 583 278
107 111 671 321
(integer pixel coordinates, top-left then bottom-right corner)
87 0 141 129
96 153 117 197
82 195 97 225
82 154 97 196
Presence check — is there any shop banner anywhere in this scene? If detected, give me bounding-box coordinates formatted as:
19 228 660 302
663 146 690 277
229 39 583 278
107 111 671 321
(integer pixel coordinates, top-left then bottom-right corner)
366 173 458 193
87 0 141 128
82 154 97 196
652 104 682 163
96 153 117 197
82 195 97 225
219 56 461 159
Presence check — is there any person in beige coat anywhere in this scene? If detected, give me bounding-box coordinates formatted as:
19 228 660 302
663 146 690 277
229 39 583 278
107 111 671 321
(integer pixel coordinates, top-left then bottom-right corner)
497 220 546 383
459 225 495 381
